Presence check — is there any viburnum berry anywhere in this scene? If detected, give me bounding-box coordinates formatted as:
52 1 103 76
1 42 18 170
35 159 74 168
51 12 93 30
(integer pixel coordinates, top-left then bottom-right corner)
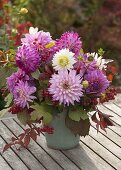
99 88 117 103
9 105 22 114
41 126 54 134
42 90 50 97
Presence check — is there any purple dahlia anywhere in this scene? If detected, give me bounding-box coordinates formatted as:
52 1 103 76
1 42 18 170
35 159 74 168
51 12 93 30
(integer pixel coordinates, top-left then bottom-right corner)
48 70 83 106
13 80 36 108
55 32 82 57
16 45 40 73
7 69 30 93
85 70 110 95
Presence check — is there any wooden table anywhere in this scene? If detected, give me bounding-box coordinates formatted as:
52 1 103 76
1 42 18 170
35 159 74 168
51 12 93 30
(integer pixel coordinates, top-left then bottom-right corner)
0 95 121 170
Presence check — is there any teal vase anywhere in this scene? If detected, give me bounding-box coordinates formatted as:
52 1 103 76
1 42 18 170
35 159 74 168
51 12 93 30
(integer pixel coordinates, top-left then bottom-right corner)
45 110 80 150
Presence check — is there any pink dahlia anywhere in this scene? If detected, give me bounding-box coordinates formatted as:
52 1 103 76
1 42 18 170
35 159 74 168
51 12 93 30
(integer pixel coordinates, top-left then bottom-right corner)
21 30 52 48
16 45 40 73
13 81 36 108
7 69 30 93
21 30 55 63
48 70 83 106
55 32 82 57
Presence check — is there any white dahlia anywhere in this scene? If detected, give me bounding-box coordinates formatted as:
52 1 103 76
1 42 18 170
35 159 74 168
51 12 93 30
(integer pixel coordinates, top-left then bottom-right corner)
52 48 76 71
88 52 113 70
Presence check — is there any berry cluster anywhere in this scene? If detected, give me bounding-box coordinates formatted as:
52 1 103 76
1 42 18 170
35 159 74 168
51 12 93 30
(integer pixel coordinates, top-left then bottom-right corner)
80 97 98 110
42 89 59 106
9 105 23 114
100 88 117 103
41 126 54 134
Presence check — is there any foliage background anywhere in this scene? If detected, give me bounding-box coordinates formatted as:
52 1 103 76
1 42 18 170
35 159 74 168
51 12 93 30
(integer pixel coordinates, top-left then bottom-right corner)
28 0 121 85
0 0 121 86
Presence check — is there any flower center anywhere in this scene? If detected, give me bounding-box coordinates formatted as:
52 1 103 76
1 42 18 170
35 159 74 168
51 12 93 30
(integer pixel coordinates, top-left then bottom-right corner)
62 82 70 90
58 56 70 67
18 89 27 99
90 81 100 91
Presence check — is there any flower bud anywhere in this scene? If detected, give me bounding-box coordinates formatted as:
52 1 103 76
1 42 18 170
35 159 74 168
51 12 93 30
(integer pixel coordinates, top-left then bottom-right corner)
78 55 83 61
82 80 89 89
20 8 28 14
101 93 106 99
45 41 55 48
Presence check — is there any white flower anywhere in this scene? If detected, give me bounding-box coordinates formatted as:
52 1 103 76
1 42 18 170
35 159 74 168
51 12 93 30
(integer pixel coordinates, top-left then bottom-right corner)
88 52 113 70
52 48 76 71
29 27 38 35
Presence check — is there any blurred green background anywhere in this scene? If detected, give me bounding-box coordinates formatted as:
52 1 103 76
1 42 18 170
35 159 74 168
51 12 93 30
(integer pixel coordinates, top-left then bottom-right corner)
1 0 121 85
27 0 121 85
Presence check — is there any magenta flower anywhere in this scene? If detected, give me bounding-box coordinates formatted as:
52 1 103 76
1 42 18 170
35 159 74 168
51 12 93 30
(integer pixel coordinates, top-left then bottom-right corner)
21 31 55 63
85 70 110 95
7 69 30 93
55 32 82 57
48 70 83 106
16 45 40 73
13 81 36 108
21 31 52 48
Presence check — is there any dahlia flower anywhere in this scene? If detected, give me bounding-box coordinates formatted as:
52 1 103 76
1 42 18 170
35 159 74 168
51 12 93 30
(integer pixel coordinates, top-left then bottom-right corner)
7 69 30 93
87 52 113 70
21 29 52 48
14 81 36 108
21 29 55 62
85 70 110 95
55 32 82 57
52 48 76 71
75 53 97 75
48 70 83 106
16 45 40 73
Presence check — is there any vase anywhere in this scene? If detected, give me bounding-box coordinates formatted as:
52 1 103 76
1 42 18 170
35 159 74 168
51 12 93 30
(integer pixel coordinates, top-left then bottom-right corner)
45 110 80 150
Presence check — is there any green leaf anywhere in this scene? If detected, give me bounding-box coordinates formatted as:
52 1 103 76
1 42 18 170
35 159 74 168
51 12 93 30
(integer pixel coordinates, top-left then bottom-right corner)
31 69 40 79
0 66 17 88
0 108 10 118
17 111 30 126
31 111 40 121
98 48 105 56
31 102 53 125
69 106 89 122
4 93 13 108
65 115 90 137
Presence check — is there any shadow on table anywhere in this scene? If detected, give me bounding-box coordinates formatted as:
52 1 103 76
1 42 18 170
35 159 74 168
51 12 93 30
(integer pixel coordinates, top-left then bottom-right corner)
62 143 99 170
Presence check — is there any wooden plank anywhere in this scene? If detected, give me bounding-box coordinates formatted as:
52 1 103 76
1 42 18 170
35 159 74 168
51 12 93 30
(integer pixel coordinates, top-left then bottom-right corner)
0 155 12 170
0 113 16 121
103 103 121 117
15 118 116 170
2 119 65 170
0 121 46 170
81 135 121 170
0 137 28 170
89 127 121 159
62 141 115 170
114 94 121 107
4 118 80 170
97 104 121 126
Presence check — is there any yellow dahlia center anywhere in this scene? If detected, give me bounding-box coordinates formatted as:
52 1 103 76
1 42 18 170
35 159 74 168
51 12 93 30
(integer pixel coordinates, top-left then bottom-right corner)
58 56 70 67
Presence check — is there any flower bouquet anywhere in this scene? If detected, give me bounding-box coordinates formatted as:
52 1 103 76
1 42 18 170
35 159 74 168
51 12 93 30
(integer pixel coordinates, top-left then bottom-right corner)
2 27 117 152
